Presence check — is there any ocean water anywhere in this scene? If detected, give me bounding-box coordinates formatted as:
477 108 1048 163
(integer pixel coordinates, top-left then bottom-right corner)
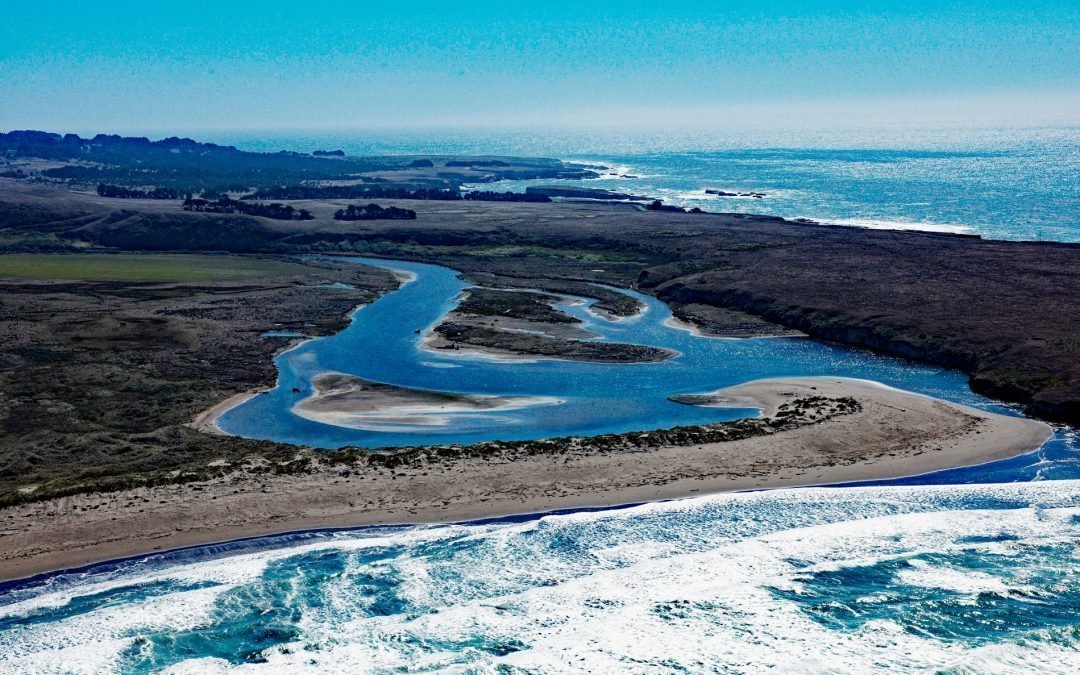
2 129 1079 672
213 125 1080 242
2 483 1078 672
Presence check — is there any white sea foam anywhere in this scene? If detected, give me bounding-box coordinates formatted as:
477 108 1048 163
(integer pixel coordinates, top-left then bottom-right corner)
558 159 638 179
0 586 224 670
818 217 976 235
158 498 1078 672
3 482 1078 672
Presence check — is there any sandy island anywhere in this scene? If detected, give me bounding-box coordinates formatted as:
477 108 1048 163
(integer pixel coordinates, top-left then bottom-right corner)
0 377 1051 583
292 373 563 429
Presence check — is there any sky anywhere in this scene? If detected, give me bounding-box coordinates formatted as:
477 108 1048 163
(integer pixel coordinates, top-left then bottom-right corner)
1 1 1078 133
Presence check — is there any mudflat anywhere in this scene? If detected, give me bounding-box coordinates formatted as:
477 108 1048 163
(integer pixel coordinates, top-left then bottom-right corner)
0 378 1050 582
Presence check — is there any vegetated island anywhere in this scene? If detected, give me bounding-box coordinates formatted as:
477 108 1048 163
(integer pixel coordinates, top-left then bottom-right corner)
424 286 674 363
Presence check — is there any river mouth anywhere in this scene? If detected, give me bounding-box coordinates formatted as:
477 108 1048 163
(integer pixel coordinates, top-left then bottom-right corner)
219 256 1018 456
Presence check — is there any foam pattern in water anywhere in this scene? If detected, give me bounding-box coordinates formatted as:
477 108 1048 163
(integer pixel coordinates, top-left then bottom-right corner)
2 481 1078 673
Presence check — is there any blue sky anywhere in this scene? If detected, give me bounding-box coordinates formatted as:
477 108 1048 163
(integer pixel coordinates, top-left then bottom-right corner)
2 1 1077 132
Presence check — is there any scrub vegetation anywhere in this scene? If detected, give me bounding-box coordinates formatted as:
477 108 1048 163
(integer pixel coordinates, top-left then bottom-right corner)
0 253 319 282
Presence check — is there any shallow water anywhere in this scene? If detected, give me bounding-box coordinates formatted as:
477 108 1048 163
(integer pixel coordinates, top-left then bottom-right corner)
217 256 1077 484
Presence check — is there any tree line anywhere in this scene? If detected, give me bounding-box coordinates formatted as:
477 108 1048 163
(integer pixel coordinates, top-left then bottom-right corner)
245 185 550 202
463 190 550 202
97 183 181 200
244 185 461 201
333 204 417 221
183 197 313 220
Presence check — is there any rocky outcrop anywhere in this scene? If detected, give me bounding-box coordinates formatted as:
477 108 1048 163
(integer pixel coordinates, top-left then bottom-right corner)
706 190 766 198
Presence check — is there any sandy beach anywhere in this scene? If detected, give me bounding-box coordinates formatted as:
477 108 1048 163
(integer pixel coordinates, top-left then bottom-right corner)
0 377 1051 583
186 388 267 435
187 333 324 434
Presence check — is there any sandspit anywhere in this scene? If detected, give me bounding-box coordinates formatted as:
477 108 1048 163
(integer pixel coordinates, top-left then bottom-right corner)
0 377 1051 582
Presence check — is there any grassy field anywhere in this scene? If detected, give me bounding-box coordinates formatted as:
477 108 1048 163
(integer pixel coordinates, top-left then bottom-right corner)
0 253 314 282
453 244 645 263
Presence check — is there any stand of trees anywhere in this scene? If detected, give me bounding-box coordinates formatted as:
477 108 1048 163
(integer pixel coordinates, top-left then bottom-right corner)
333 204 417 221
97 183 180 199
183 197 313 220
464 190 551 202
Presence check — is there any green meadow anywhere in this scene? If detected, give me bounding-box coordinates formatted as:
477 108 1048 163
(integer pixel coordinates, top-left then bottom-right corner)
0 253 312 282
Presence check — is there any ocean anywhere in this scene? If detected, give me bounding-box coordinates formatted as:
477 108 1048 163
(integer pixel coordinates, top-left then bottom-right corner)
215 125 1080 242
1 126 1077 673
2 484 1078 672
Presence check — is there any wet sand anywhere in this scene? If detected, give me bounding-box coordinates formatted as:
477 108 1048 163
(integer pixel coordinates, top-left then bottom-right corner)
187 389 267 435
292 373 563 429
0 377 1052 583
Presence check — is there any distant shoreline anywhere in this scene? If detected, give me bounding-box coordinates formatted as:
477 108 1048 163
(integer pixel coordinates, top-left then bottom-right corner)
0 377 1051 584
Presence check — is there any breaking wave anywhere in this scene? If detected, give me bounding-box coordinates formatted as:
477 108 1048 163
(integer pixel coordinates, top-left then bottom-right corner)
2 481 1078 673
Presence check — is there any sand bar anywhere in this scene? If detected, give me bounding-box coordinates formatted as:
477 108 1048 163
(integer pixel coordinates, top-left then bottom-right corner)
292 373 563 429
